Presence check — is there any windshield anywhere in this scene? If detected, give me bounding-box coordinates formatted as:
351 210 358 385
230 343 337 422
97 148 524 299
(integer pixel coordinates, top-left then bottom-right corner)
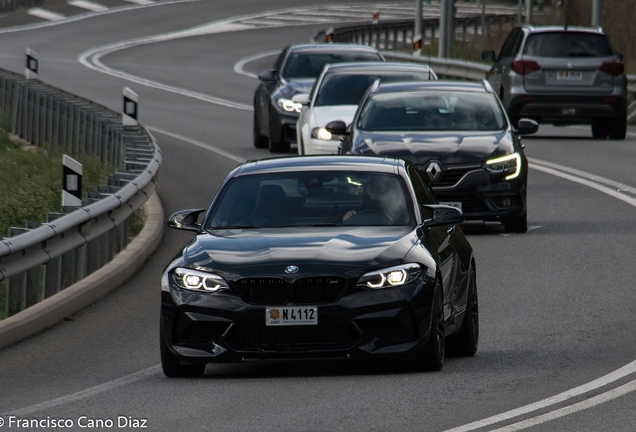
282 52 382 80
359 91 506 131
207 171 414 228
315 72 433 107
523 32 614 57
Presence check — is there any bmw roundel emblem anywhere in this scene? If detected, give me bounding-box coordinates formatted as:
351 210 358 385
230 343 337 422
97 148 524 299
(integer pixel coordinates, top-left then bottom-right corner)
285 265 299 274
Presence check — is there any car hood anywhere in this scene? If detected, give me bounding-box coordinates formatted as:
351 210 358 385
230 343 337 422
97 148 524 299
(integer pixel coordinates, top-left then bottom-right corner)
312 106 358 127
183 226 418 278
356 130 515 164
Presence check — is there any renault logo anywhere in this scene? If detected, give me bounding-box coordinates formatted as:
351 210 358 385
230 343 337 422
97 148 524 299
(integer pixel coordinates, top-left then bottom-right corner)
284 265 299 274
567 62 573 69
425 161 443 183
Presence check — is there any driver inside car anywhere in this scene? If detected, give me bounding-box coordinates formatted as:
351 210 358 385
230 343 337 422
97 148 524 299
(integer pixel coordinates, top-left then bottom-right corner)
342 178 406 224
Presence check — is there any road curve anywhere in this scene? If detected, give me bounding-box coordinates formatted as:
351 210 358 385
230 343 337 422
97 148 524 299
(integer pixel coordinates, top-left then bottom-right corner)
1 2 636 431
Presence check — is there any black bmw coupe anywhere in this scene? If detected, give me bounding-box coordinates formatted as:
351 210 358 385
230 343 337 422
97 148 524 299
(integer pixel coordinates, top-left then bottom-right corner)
160 156 478 377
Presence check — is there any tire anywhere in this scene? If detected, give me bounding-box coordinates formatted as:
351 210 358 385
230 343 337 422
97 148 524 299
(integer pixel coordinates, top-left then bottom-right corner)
253 111 269 149
447 266 478 357
608 117 627 140
503 212 527 233
160 323 206 378
591 120 609 139
268 111 290 153
417 281 445 371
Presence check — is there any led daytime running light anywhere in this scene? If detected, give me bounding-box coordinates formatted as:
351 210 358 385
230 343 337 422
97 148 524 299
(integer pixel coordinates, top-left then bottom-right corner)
485 153 521 180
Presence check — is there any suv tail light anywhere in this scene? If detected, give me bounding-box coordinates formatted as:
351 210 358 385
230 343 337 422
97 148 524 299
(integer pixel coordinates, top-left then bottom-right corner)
599 61 624 76
512 60 541 76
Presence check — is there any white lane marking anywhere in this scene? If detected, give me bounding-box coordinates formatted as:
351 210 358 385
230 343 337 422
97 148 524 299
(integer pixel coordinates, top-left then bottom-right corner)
443 360 636 432
27 8 66 21
68 0 109 12
78 22 255 111
1 365 160 416
124 0 154 4
147 127 246 163
490 379 636 432
233 49 281 79
1 0 200 35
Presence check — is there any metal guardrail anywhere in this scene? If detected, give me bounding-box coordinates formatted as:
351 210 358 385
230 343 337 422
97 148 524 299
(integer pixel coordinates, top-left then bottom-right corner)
0 68 161 317
0 0 43 13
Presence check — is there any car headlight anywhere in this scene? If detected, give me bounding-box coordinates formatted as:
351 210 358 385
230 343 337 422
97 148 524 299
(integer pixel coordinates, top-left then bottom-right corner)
357 264 421 289
172 268 229 292
485 153 521 180
311 127 341 141
276 98 302 113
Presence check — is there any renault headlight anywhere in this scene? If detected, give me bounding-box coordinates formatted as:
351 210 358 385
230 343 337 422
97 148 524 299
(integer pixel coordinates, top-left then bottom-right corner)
172 268 229 292
311 127 341 141
485 153 521 180
357 264 421 289
277 98 302 113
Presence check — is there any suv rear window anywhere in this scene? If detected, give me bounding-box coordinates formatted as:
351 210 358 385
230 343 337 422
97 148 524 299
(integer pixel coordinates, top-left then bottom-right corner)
523 32 613 57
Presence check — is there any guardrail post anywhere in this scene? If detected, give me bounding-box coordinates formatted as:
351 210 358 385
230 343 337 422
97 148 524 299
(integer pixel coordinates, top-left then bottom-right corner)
44 212 64 298
7 228 30 316
25 221 43 306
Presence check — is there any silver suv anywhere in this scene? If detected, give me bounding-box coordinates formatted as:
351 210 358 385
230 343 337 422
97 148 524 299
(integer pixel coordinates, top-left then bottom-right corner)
482 26 627 139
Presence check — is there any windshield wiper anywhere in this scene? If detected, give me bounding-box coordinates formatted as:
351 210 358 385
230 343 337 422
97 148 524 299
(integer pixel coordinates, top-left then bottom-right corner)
209 225 261 229
567 53 595 57
300 223 340 227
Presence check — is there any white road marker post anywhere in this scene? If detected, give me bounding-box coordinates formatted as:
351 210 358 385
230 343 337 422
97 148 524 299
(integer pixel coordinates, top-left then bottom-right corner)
123 87 138 126
25 48 39 79
62 155 83 207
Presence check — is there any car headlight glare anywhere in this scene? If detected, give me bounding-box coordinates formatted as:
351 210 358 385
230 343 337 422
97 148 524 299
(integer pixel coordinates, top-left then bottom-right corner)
485 153 521 180
277 98 302 113
357 264 421 289
311 127 341 141
173 268 229 292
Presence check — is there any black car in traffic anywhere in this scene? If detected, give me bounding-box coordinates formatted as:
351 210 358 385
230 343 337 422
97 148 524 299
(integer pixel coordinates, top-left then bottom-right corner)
161 156 478 377
333 80 537 232
253 43 383 153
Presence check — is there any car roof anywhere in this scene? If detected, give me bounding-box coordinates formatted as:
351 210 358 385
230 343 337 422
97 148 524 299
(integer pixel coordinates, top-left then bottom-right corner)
233 155 406 176
376 80 489 94
520 25 605 35
323 62 431 73
287 43 380 53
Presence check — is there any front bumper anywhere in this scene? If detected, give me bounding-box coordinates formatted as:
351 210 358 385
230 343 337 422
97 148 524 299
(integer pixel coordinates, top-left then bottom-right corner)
270 107 298 144
507 94 627 124
427 165 527 221
161 273 436 364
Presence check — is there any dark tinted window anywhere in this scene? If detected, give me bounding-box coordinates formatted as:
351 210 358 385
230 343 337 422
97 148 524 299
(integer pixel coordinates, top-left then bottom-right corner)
315 71 433 107
359 91 506 131
207 171 414 228
274 49 287 70
523 32 613 57
282 52 382 79
499 28 523 59
408 166 436 220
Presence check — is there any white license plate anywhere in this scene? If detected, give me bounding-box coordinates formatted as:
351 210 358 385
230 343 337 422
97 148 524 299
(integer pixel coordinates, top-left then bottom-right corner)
557 71 582 81
440 201 462 211
266 306 318 326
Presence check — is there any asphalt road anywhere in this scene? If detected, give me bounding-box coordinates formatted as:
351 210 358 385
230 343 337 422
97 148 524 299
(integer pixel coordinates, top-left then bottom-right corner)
1 2 636 431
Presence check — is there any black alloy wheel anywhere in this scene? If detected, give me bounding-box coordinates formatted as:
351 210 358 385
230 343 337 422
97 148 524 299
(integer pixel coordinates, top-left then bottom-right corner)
447 266 478 357
417 281 445 371
160 322 206 378
503 212 527 233
253 111 269 149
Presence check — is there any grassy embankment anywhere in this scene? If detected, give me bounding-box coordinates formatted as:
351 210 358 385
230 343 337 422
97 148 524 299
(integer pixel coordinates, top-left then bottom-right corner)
0 115 119 320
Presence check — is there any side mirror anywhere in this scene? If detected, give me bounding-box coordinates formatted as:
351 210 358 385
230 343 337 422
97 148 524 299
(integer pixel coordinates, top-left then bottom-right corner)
422 205 464 229
292 93 310 105
167 208 206 232
258 69 277 82
325 120 349 136
616 53 624 62
481 50 496 62
516 118 539 135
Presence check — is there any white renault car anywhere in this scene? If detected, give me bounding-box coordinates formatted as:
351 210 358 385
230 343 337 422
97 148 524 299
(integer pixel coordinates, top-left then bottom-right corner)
293 62 437 155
